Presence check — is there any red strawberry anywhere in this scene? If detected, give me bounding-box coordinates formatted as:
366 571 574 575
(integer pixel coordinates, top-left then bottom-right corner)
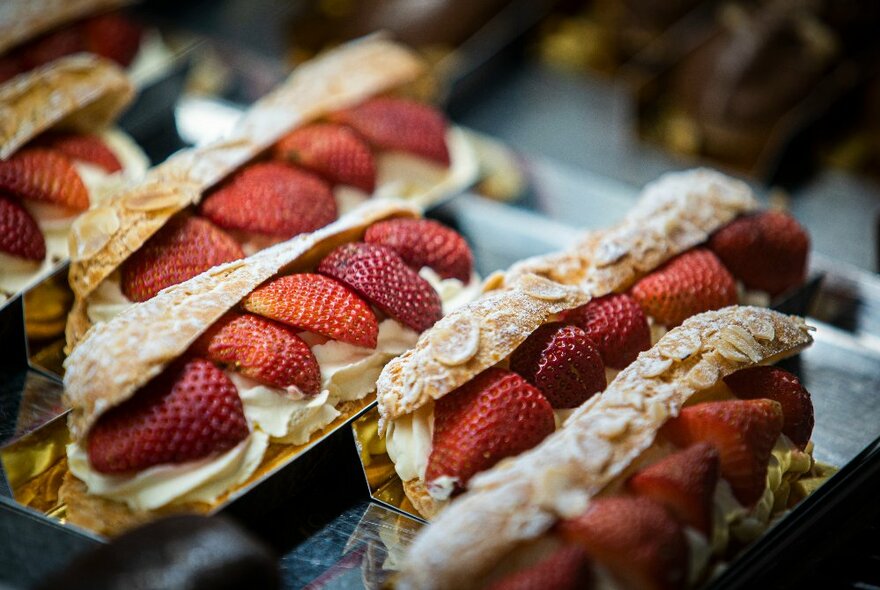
724 366 814 450
242 273 378 349
317 242 442 333
201 162 337 240
0 148 89 211
709 211 809 297
630 248 737 328
274 124 376 192
425 368 555 493
120 214 244 302
83 13 144 68
627 442 720 536
38 133 122 173
661 399 784 505
561 293 651 369
559 496 688 590
329 97 450 165
487 546 593 590
192 313 321 394
0 56 22 84
510 322 606 409
364 218 473 282
20 26 85 70
87 358 249 474
0 194 46 261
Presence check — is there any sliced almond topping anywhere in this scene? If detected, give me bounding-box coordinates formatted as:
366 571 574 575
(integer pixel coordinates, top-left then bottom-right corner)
69 206 120 261
430 314 480 366
645 399 669 423
123 183 197 212
722 325 763 362
594 414 629 440
594 239 628 267
658 331 701 361
716 341 751 363
518 274 570 302
686 359 720 389
752 319 776 341
639 357 673 378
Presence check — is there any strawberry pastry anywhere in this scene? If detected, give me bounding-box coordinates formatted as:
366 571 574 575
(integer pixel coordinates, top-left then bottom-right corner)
0 56 148 301
396 308 821 590
61 202 475 532
377 169 812 519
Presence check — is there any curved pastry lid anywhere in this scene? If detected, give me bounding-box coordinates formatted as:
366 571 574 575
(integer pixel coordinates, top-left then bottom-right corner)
0 0 131 56
397 307 814 590
63 198 420 442
0 53 134 160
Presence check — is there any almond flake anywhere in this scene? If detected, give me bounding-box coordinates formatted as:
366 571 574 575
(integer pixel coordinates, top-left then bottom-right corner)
431 314 480 366
518 275 570 302
686 359 720 389
70 206 120 261
124 183 196 211
752 319 776 341
658 331 701 361
639 357 673 378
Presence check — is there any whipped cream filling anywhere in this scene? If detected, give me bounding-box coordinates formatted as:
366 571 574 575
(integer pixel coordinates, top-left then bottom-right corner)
86 273 134 324
67 430 269 512
419 267 482 314
233 318 419 446
0 129 148 300
127 29 176 88
737 282 772 308
333 126 477 212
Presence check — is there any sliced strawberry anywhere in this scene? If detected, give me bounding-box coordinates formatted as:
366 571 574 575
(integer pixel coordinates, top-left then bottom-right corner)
20 26 85 70
120 214 244 302
630 248 737 328
329 97 450 165
38 133 122 173
200 162 337 240
627 442 720 536
317 242 442 333
561 293 651 369
425 368 555 493
724 366 814 450
510 322 606 409
661 399 784 505
83 13 144 68
192 313 321 395
87 358 249 474
0 194 46 261
242 273 378 348
364 218 473 282
273 123 376 192
487 546 593 590
0 148 89 211
559 496 688 590
709 211 809 296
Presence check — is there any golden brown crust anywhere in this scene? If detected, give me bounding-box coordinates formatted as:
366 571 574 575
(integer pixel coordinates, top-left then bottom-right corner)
63 199 419 441
396 307 813 590
0 0 131 56
403 478 441 521
66 37 426 304
377 274 591 430
0 54 134 160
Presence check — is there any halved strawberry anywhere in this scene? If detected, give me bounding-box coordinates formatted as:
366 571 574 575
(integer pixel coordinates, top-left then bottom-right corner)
192 313 321 395
19 26 85 70
627 442 720 536
661 399 784 505
87 358 249 474
242 273 378 349
630 248 737 328
0 194 46 261
0 148 89 211
328 97 450 165
38 133 122 173
200 162 337 240
273 123 376 192
424 368 555 494
561 293 651 369
510 322 606 409
120 214 244 302
83 13 144 68
724 366 814 450
487 546 593 590
317 242 442 333
709 211 809 296
559 496 688 590
364 218 473 283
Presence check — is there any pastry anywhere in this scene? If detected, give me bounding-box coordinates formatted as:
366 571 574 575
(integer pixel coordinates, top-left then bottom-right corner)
60 197 479 535
396 307 816 589
377 168 811 519
64 36 479 352
0 0 174 87
0 54 148 304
